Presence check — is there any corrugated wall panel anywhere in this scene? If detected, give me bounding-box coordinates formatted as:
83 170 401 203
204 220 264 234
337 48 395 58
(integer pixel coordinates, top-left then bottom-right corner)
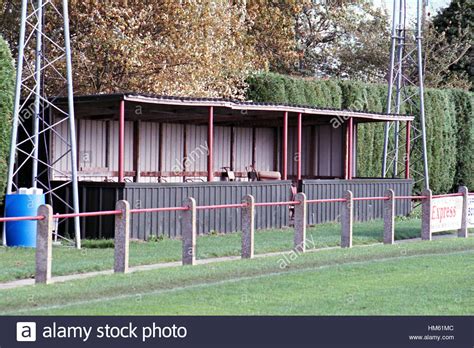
310 127 319 176
51 116 71 180
213 126 231 171
284 125 344 178
56 179 413 240
109 120 134 173
301 127 312 176
287 127 297 176
233 127 253 172
185 125 207 172
331 126 343 177
254 128 275 171
123 181 292 238
78 119 107 170
161 123 184 175
318 125 332 176
139 121 160 172
302 179 413 225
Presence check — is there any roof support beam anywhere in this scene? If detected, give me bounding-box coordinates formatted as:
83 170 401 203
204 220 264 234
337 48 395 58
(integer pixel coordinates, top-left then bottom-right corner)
118 100 125 183
297 113 303 181
282 112 288 180
349 117 354 180
405 121 411 179
207 106 214 182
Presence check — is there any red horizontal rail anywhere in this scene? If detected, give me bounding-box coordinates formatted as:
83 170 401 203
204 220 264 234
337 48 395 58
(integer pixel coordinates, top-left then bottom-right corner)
2 191 469 222
353 196 389 201
307 198 347 204
432 193 463 198
0 215 44 223
254 201 300 207
54 210 122 219
394 195 426 200
130 207 188 214
196 203 247 210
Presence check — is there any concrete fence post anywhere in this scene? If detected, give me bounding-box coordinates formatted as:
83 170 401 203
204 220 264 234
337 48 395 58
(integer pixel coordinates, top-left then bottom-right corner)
114 200 130 273
458 186 469 238
341 190 353 248
182 197 197 265
294 192 307 252
383 189 395 244
36 204 53 284
421 189 433 241
241 195 255 259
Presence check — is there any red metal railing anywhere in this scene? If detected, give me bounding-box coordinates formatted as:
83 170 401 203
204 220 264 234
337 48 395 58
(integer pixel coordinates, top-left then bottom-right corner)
307 198 347 204
130 207 188 214
54 210 122 219
0 215 44 222
353 196 389 202
255 201 300 207
196 203 247 211
0 191 469 224
432 193 464 198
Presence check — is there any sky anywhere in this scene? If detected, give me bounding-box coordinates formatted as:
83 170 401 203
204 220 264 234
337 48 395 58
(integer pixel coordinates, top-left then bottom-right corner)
373 0 451 18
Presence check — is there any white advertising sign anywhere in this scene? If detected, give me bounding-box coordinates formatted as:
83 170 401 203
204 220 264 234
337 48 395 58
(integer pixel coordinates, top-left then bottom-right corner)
467 197 474 229
430 196 463 233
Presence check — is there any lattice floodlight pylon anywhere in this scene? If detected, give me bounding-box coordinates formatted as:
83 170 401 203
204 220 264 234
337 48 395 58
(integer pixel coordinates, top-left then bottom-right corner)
382 0 430 192
4 0 81 248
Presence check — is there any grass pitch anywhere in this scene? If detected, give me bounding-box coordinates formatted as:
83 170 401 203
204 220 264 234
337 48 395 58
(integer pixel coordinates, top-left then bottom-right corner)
0 219 422 282
0 237 473 316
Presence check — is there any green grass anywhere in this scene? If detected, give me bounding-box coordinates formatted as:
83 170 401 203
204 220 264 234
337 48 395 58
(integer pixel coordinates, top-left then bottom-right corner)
0 238 473 315
0 219 423 282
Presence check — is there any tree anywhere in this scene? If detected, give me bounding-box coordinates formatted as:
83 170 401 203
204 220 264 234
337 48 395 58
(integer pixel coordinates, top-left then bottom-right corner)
62 0 258 98
294 0 391 82
0 35 14 202
1 0 262 98
0 0 19 53
430 0 473 89
242 0 302 73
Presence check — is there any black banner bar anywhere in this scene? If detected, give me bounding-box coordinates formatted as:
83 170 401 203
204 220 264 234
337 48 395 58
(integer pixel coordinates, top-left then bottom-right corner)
2 316 473 347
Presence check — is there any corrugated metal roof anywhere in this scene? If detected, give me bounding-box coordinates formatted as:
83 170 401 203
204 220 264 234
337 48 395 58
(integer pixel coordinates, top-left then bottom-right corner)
53 93 415 121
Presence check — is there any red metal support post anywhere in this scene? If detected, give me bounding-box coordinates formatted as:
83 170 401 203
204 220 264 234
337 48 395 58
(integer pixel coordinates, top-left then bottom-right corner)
118 100 125 182
344 119 350 180
207 106 214 182
348 117 354 180
297 112 303 181
282 112 288 180
405 121 411 179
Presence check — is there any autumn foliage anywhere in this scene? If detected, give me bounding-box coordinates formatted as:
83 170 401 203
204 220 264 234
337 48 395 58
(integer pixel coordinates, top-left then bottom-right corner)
63 0 301 98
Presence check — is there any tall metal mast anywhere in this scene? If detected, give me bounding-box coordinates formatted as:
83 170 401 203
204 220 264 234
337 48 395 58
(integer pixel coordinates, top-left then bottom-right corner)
382 0 430 191
4 0 81 248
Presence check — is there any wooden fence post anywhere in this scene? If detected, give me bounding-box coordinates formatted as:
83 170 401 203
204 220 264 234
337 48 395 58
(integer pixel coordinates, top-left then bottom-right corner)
294 192 307 252
341 190 353 248
241 195 255 259
114 200 130 273
36 204 53 284
421 189 433 241
458 186 468 238
383 189 395 244
182 197 197 265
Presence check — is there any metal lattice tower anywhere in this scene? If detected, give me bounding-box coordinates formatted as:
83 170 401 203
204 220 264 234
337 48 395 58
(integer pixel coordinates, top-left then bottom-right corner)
382 0 430 191
4 0 81 248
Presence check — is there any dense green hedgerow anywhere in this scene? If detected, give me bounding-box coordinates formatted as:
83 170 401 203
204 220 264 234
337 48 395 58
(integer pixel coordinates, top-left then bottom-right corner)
0 35 14 203
246 72 473 193
450 89 474 189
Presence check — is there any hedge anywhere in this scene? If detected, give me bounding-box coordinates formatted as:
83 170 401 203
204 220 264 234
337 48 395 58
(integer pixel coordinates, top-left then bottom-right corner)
246 72 473 193
0 35 14 203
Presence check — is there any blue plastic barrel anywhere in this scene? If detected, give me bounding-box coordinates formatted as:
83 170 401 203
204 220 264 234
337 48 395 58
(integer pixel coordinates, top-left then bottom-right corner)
5 193 45 248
